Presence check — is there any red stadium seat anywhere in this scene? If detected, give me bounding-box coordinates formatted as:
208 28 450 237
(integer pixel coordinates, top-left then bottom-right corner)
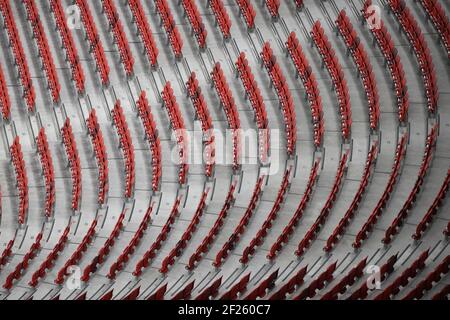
10 137 29 225
209 0 232 39
347 254 398 300
261 42 297 156
292 262 337 300
61 119 82 212
87 109 109 205
136 91 162 191
108 204 153 279
388 0 439 114
159 191 209 274
413 169 450 240
162 82 189 185
101 0 134 76
211 63 241 170
0 0 36 112
49 0 85 94
111 101 135 199
75 0 110 85
187 181 237 270
0 60 11 121
133 198 181 277
128 0 159 67
286 31 324 147
36 128 56 218
81 210 126 282
235 0 256 29
354 136 407 248
153 0 183 58
295 152 349 257
311 21 352 141
186 72 215 177
195 277 222 300
3 233 43 290
55 220 97 285
23 0 61 103
383 126 438 244
181 0 207 49
29 227 70 287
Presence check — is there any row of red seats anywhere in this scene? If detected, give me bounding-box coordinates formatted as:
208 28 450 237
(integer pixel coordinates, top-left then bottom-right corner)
347 253 398 300
55 220 97 285
3 233 42 290
133 198 181 276
388 0 438 114
23 0 61 103
61 119 82 211
353 136 407 248
264 0 280 18
268 266 307 300
235 0 256 29
186 72 215 177
235 53 270 163
159 190 209 274
154 0 183 58
213 177 264 268
432 284 449 300
181 0 207 49
336 10 379 131
240 169 292 264
220 273 251 300
87 109 109 205
413 169 450 240
29 226 70 287
261 42 297 156
383 126 438 244
419 0 450 58
321 258 368 300
36 128 56 218
162 82 189 185
128 0 158 67
187 182 237 270
295 152 349 257
0 0 35 112
10 137 28 225
49 0 85 94
324 143 378 252
268 161 320 260
171 280 195 300
243 269 279 300
101 0 134 76
112 101 135 199
209 0 231 39
286 31 324 147
195 277 222 300
374 250 429 300
402 255 449 300
75 0 110 85
136 91 162 191
211 63 241 170
311 21 352 140
108 205 154 279
0 240 14 269
293 262 337 300
362 0 409 123
147 283 168 300
81 210 126 282
0 57 11 121
236 53 268 131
